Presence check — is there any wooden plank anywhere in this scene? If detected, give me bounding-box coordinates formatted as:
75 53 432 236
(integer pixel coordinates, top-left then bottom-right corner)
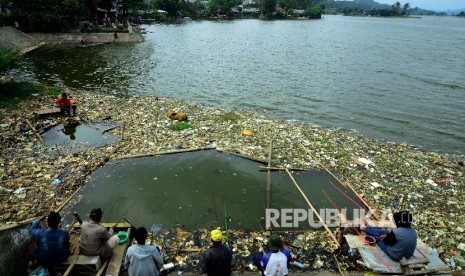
62 255 79 276
105 227 131 276
72 222 131 229
34 107 61 117
95 259 110 276
400 258 429 266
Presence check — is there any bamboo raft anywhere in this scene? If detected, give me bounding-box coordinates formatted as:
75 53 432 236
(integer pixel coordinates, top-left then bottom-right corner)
31 222 132 276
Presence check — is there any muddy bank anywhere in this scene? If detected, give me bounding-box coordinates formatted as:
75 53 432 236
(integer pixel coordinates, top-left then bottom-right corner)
0 89 464 271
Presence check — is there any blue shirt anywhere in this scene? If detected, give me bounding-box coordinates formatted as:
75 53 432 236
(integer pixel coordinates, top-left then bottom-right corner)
29 220 70 266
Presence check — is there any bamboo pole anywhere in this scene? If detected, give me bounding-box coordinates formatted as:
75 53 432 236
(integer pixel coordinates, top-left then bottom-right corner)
266 138 273 209
217 149 268 164
300 143 373 210
259 166 307 171
285 168 340 247
333 254 347 276
0 186 83 232
55 186 83 212
25 119 45 145
115 147 216 160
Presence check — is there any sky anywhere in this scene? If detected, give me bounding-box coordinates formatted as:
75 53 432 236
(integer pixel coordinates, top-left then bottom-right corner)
377 0 465 11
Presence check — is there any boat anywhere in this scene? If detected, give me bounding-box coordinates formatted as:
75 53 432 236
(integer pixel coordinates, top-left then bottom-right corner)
30 222 132 276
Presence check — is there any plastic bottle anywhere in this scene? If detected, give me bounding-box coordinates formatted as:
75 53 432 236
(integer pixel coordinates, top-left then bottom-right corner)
450 258 456 270
292 261 305 269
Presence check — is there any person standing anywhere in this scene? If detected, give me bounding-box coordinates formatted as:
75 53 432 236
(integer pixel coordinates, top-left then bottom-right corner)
124 227 163 276
29 211 70 267
79 208 119 260
201 229 232 276
260 234 291 276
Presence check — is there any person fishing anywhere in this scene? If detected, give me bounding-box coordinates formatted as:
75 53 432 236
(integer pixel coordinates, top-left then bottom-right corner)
201 229 232 276
255 234 291 276
29 212 70 270
365 210 417 261
56 92 77 116
79 208 119 260
124 227 163 276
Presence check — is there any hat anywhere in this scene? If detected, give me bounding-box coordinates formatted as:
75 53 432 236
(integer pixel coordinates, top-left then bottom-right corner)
393 211 413 228
211 229 223 242
268 234 283 251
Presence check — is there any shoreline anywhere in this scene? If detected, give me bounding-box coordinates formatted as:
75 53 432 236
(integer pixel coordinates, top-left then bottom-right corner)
0 89 464 271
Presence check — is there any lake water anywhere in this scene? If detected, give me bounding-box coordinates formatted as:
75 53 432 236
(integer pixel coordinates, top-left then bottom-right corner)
16 15 465 154
65 150 365 230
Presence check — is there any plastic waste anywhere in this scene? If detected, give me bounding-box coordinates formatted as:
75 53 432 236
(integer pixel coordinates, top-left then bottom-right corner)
150 224 162 234
348 248 355 257
292 261 305 269
450 258 456 270
162 263 175 270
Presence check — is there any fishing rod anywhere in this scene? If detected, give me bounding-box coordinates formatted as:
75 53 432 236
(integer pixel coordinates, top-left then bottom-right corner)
224 202 229 247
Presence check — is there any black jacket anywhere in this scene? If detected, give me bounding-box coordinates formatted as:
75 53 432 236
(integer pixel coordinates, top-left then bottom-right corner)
201 244 232 276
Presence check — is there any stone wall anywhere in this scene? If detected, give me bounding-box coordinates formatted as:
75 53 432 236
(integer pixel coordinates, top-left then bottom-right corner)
0 225 34 275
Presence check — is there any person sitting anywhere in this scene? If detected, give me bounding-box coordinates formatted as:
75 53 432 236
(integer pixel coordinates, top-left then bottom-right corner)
258 234 291 276
124 227 163 276
56 92 77 116
201 229 232 276
79 208 119 260
365 210 417 261
29 212 70 267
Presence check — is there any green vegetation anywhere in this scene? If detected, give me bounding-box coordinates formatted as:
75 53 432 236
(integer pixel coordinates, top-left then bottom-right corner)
169 121 192 131
219 111 241 122
0 48 18 73
0 81 43 110
0 0 325 26
458 11 465 17
315 0 442 16
340 1 410 16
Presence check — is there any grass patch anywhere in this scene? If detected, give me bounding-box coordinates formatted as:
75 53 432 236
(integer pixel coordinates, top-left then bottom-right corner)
45 86 63 98
169 121 192 131
0 81 63 111
219 111 241 122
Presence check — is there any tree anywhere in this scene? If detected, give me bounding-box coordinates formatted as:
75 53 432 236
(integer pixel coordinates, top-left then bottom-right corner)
208 0 237 14
391 1 401 15
155 0 180 17
260 0 277 17
10 0 87 31
402 3 409 15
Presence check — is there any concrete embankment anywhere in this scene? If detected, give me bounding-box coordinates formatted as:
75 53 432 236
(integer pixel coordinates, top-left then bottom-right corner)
28 31 144 45
0 26 144 54
0 26 45 54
